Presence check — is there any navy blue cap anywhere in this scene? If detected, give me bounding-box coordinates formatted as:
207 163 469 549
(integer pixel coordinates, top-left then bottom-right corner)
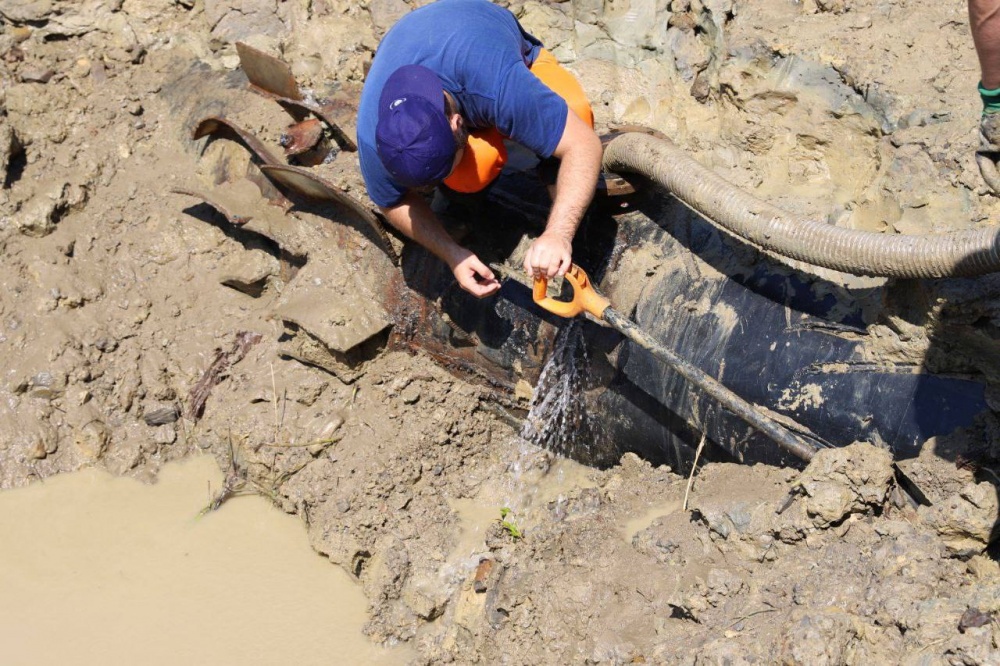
375 65 456 188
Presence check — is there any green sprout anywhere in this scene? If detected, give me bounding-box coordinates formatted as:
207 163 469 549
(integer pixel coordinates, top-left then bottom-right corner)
499 507 522 540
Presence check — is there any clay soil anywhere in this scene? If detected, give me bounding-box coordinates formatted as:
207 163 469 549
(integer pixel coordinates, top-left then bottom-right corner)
2 0 1000 663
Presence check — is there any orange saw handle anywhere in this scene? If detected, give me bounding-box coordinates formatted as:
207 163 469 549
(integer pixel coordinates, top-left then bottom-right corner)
532 264 611 319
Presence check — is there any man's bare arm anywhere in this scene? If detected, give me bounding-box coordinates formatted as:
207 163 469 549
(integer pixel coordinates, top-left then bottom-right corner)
381 192 500 297
522 107 603 278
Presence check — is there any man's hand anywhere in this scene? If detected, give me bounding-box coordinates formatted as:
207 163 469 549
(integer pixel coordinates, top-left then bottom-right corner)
523 232 572 278
451 250 501 298
525 106 600 278
380 194 499 298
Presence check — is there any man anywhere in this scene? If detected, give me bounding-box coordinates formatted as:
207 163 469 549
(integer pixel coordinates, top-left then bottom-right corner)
356 0 603 298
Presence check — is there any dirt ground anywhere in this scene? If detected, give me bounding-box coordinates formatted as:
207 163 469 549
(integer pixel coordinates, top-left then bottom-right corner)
2 0 1000 663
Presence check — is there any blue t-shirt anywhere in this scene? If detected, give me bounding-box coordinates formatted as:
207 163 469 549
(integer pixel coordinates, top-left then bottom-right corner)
357 0 569 207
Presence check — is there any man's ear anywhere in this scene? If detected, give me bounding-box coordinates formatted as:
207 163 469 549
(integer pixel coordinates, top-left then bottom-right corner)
448 112 463 133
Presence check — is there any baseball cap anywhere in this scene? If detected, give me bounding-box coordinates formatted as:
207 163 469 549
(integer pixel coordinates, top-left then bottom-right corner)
376 65 456 188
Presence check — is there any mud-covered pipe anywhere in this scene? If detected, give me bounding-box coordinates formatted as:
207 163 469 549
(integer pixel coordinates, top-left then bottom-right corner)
603 133 1000 278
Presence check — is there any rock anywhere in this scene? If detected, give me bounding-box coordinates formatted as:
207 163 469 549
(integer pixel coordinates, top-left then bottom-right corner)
152 424 177 445
691 70 711 102
143 404 179 425
28 438 49 460
315 416 344 440
19 67 55 83
0 0 58 22
816 0 848 14
204 0 286 42
796 443 895 528
669 12 698 31
42 0 126 39
22 371 64 400
667 25 712 82
94 336 118 353
15 180 87 237
697 501 753 539
920 482 999 558
367 0 409 33
400 384 420 405
23 423 59 460
74 420 109 461
16 190 62 237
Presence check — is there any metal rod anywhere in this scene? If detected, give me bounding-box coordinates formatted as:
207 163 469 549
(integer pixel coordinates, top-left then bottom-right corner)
602 307 819 462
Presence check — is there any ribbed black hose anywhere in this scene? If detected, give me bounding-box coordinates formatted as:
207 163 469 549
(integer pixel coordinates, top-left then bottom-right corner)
603 133 1000 278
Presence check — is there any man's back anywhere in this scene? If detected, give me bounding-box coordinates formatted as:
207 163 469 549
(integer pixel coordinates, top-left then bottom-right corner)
357 0 567 207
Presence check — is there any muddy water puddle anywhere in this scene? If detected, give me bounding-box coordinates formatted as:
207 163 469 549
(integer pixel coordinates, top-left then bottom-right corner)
622 500 682 540
0 456 410 666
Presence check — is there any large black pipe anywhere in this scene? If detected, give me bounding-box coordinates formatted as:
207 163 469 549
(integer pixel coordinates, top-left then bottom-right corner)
602 307 819 462
592 208 989 470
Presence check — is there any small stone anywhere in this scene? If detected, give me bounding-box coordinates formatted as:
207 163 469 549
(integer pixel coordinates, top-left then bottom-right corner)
20 67 54 83
127 101 143 116
4 46 25 63
152 425 176 445
317 417 344 440
669 12 697 31
691 72 711 103
958 608 994 633
473 558 493 593
143 405 179 426
28 438 48 459
337 498 351 513
11 26 31 43
401 384 421 405
74 421 109 461
72 58 92 78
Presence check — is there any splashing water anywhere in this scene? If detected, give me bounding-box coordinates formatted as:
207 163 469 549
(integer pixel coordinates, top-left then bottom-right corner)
520 320 603 461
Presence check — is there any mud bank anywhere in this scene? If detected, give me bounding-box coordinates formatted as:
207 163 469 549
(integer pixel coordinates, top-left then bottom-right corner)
2 0 1000 664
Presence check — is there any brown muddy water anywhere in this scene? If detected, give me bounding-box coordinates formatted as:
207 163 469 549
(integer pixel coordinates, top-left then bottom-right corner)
0 456 411 666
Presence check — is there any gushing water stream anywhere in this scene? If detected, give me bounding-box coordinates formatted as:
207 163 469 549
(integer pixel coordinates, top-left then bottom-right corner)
520 320 603 462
